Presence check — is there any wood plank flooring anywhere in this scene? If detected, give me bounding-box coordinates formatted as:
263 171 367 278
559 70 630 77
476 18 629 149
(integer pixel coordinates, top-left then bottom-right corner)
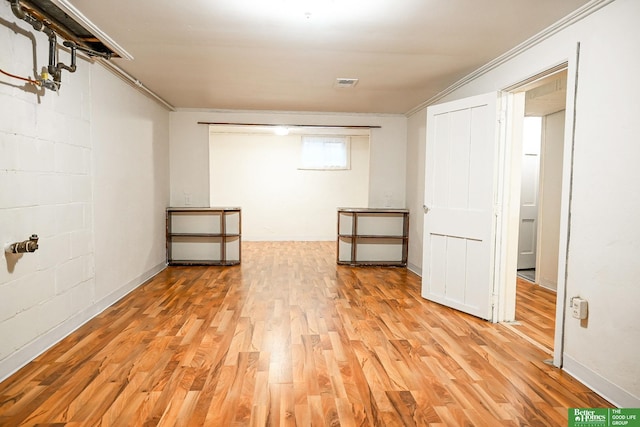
511 277 557 353
0 241 611 426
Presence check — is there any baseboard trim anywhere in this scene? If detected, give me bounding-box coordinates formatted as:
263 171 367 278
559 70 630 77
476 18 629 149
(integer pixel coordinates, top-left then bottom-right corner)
563 354 640 408
0 262 166 382
92 262 166 315
538 279 558 292
407 262 422 277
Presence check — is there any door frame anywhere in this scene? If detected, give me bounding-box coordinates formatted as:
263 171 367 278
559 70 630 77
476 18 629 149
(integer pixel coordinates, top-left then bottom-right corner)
495 52 580 367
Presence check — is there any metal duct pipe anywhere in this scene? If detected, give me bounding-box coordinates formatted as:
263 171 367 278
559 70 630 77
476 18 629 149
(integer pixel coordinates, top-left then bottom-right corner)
9 0 42 31
8 0 109 91
64 40 111 60
58 41 77 74
10 0 60 88
44 27 59 80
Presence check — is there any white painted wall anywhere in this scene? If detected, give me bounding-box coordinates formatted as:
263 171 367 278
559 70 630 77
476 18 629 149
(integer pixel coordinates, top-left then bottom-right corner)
170 110 407 212
537 110 565 291
209 132 369 240
406 0 640 406
91 65 170 303
0 1 170 380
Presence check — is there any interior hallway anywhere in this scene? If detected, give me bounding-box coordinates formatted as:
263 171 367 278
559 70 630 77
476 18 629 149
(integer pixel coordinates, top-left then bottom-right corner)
512 276 557 354
0 241 609 426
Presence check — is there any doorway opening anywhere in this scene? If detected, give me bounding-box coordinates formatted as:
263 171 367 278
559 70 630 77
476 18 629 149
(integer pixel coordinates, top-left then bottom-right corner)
419 58 579 367
504 69 569 357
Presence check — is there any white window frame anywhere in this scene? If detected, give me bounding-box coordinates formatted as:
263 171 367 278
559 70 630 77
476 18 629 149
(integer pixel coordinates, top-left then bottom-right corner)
299 135 351 170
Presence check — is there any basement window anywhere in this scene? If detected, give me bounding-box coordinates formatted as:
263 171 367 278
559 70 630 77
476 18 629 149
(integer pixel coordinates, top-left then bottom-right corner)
299 136 350 170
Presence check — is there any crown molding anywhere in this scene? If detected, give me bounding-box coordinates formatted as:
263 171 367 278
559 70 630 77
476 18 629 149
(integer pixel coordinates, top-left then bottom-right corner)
405 0 616 116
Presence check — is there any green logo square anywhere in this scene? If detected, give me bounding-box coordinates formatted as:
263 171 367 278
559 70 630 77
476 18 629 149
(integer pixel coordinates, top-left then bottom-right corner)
569 408 640 427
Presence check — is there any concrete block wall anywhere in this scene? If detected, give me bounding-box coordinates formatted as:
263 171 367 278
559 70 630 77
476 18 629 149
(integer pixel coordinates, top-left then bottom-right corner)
0 1 94 363
0 1 170 380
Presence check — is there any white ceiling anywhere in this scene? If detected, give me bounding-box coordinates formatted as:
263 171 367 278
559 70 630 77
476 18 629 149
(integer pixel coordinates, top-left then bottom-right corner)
69 0 589 114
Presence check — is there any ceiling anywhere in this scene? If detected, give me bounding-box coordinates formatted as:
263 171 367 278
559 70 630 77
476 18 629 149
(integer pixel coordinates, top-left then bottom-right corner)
68 0 590 114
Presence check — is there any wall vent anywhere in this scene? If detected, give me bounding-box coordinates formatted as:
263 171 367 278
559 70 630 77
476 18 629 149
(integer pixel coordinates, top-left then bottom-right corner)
334 78 359 88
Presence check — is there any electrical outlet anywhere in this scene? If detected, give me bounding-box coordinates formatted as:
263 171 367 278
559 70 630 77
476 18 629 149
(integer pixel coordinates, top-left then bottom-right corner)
571 297 588 320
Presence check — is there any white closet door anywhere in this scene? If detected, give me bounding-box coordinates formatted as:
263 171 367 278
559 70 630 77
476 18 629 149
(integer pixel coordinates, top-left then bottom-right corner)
422 93 500 320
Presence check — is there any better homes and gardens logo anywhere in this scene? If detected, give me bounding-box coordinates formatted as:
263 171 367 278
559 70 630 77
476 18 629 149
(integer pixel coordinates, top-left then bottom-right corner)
569 408 640 427
571 409 608 426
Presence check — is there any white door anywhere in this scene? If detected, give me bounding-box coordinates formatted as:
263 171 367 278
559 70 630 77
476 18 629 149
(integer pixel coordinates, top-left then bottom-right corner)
422 93 499 320
517 117 542 270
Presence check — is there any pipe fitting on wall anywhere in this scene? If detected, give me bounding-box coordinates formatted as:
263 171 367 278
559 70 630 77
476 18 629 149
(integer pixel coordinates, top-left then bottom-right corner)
6 234 39 254
8 0 111 92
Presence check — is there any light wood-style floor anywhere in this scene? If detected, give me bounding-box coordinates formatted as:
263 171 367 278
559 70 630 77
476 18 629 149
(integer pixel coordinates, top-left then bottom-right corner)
0 241 610 426
512 277 557 353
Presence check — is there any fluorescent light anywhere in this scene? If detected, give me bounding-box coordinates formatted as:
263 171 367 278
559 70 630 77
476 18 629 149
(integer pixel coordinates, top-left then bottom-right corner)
274 126 290 136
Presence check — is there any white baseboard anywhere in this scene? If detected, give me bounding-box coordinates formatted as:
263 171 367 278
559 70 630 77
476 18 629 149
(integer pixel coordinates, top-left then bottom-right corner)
407 262 422 277
399 262 638 408
93 262 166 315
0 262 166 382
563 354 640 408
538 278 558 292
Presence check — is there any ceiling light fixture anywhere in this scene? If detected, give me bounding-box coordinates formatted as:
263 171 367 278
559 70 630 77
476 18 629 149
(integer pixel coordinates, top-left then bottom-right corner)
274 126 290 136
280 0 335 20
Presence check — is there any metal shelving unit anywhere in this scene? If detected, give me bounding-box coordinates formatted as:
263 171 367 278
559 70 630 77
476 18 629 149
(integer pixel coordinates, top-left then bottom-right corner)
166 207 241 266
337 208 409 267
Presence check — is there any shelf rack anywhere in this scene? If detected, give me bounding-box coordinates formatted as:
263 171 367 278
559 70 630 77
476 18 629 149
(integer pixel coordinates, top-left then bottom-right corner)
166 207 241 266
337 208 409 267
